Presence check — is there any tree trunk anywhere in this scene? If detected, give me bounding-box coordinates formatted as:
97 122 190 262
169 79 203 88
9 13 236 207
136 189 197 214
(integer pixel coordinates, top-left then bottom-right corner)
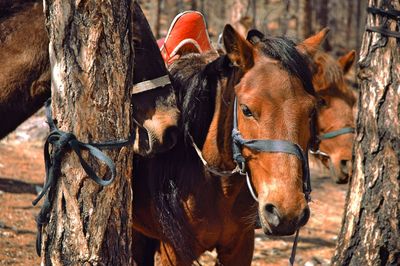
41 0 135 264
297 0 312 40
155 0 163 38
332 0 400 265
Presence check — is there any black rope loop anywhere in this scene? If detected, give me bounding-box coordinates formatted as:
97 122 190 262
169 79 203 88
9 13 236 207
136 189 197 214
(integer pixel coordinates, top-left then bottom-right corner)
366 6 400 39
33 98 133 256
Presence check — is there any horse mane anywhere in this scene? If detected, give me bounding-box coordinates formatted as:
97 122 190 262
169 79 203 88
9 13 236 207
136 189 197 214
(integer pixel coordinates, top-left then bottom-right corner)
142 38 316 262
138 52 229 262
169 51 230 147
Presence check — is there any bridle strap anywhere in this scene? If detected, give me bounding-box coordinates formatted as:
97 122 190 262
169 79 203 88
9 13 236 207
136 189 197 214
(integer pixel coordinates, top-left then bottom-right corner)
188 133 243 177
319 127 354 140
232 97 313 266
131 75 171 95
232 98 312 200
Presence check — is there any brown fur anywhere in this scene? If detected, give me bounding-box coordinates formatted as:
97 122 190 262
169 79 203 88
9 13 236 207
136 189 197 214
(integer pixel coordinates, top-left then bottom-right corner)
303 29 356 183
0 2 180 157
232 25 357 184
0 1 50 139
132 25 317 265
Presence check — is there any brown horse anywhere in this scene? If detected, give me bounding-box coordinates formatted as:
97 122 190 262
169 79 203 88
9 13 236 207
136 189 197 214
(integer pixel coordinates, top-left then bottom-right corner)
0 1 179 155
231 26 357 183
132 25 320 265
298 29 357 183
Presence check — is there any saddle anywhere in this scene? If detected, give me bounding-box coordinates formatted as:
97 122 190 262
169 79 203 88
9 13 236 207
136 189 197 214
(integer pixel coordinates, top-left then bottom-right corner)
158 11 214 64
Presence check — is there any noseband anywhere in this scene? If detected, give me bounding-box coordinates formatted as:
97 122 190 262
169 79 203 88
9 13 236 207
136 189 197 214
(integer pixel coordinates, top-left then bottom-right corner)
310 126 354 179
231 97 313 202
231 97 317 266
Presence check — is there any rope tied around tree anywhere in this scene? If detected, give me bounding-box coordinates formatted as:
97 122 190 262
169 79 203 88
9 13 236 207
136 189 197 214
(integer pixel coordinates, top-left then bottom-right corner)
366 6 400 39
32 98 133 256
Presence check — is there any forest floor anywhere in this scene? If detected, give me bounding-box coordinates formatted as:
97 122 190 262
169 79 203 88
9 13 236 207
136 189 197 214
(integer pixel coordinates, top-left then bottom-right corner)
0 110 348 266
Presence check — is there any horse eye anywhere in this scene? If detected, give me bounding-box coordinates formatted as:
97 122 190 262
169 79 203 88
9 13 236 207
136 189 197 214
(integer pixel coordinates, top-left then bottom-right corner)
240 104 253 117
318 98 327 108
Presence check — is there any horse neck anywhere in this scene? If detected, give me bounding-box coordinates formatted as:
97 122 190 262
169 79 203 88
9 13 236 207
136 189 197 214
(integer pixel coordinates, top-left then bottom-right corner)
201 69 248 199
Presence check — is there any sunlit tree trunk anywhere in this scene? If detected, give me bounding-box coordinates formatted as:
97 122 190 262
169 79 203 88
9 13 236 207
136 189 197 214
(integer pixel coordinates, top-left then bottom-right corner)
41 0 135 264
332 0 400 265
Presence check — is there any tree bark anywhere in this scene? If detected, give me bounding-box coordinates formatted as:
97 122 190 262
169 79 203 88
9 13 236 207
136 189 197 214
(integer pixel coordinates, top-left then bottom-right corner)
41 0 135 264
332 0 400 265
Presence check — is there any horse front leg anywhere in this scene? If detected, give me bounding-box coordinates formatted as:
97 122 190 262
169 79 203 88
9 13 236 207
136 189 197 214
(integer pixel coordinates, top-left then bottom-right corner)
132 229 158 266
215 230 255 266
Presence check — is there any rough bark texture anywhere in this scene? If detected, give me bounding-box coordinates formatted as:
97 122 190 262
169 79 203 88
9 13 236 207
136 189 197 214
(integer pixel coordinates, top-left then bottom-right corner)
332 0 400 265
42 0 135 264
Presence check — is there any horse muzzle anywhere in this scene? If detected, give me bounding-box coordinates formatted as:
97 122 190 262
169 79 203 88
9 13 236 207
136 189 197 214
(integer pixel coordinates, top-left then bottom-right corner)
259 203 310 236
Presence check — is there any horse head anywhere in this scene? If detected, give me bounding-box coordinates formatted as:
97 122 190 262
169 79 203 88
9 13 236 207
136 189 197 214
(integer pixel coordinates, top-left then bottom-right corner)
300 28 357 183
130 2 180 156
221 25 318 236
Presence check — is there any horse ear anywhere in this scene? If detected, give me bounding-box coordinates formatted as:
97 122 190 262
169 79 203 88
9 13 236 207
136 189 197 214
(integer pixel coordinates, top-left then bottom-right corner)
338 50 356 74
223 24 254 71
246 29 264 45
297 27 330 57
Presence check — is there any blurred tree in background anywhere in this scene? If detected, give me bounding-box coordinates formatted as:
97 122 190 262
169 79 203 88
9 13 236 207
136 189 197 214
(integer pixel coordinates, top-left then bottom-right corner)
138 0 368 57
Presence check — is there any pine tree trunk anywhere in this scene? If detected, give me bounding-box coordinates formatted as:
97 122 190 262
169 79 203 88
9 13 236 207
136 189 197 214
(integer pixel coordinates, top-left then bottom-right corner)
41 0 135 264
332 0 400 265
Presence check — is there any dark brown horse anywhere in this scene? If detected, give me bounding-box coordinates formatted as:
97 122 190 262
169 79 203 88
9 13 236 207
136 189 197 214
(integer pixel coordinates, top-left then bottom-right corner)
298 29 357 183
132 25 320 265
0 1 179 155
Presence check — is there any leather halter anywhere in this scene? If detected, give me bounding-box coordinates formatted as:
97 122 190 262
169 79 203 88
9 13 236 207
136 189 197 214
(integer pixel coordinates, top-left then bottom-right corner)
231 97 312 202
310 126 354 180
131 75 171 95
319 127 354 140
231 97 315 266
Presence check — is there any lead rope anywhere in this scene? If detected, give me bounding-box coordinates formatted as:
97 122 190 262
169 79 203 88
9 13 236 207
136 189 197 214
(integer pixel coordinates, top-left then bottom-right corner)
289 230 300 266
33 99 134 256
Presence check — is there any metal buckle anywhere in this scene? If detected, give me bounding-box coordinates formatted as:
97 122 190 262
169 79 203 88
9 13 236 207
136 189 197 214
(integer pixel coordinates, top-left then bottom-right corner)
234 161 246 175
309 149 330 158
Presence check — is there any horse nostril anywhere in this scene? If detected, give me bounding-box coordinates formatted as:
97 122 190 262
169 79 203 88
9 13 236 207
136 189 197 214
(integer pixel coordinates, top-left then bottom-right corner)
264 204 281 227
340 160 350 175
163 126 179 150
298 207 310 227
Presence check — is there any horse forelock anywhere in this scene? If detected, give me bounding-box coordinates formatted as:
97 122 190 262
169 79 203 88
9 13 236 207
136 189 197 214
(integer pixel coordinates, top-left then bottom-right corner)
256 37 316 97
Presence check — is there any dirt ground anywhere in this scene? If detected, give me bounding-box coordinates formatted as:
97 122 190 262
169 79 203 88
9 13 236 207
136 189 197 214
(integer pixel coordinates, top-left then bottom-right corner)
0 112 347 266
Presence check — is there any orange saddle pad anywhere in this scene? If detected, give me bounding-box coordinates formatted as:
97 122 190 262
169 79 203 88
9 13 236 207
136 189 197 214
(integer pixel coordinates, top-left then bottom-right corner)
158 11 213 64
